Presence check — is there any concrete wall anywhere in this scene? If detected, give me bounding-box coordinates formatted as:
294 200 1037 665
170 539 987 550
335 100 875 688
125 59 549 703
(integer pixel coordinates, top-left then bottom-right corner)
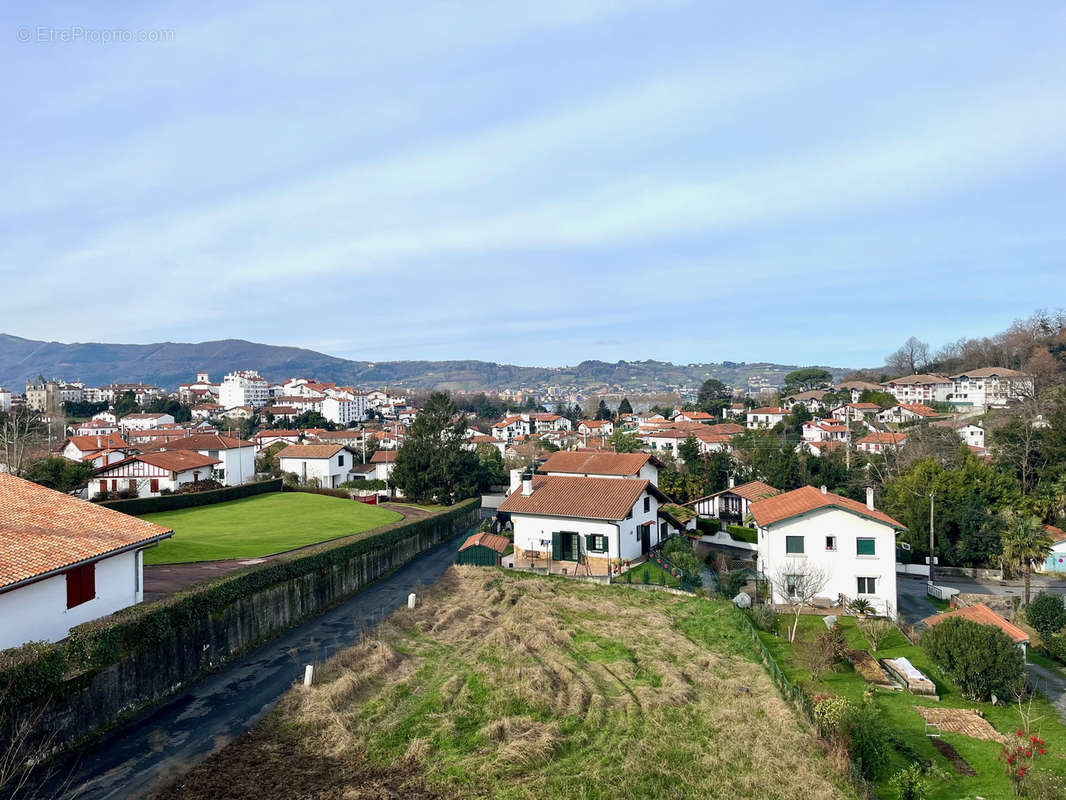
13 505 476 754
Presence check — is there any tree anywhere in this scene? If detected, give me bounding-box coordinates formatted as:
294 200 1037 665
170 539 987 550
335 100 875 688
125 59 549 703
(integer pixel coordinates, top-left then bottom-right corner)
782 368 833 395
697 379 731 416
617 397 633 415
1026 592 1066 638
594 400 613 421
921 617 1025 700
255 441 288 477
146 397 192 422
389 392 482 504
112 391 139 419
0 408 46 476
21 457 94 493
678 435 701 465
475 443 507 486
886 337 931 376
609 430 641 453
999 510 1053 605
771 561 830 642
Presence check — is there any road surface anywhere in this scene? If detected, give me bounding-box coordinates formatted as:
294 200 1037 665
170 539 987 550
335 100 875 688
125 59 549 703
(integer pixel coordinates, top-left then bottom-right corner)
23 531 467 800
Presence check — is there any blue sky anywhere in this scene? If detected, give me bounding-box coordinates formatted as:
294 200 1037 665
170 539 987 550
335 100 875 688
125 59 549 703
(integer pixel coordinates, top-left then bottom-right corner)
2 2 1064 369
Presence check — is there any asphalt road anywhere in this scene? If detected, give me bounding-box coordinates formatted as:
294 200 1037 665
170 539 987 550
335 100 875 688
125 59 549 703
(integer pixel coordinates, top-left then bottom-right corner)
24 531 467 800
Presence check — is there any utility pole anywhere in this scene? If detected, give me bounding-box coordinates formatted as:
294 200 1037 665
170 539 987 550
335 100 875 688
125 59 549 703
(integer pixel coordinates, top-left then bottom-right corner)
928 491 935 587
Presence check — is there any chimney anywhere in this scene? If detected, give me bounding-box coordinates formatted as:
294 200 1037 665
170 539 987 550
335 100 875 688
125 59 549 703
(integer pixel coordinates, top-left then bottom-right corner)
820 485 827 494
522 473 534 496
509 468 523 494
727 475 735 489
866 487 875 510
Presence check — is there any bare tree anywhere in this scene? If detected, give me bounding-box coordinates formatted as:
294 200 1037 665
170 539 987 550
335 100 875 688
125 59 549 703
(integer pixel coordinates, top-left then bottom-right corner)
0 407 47 476
885 336 931 376
770 560 831 643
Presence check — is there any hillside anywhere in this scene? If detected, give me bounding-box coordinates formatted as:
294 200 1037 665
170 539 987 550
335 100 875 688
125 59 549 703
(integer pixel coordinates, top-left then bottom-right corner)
155 568 850 800
0 333 848 392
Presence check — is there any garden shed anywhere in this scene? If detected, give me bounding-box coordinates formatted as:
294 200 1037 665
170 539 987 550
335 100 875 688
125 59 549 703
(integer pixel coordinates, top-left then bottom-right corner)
456 532 511 566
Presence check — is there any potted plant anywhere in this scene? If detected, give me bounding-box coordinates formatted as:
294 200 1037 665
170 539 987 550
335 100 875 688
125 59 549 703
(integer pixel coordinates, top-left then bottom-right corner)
849 598 874 619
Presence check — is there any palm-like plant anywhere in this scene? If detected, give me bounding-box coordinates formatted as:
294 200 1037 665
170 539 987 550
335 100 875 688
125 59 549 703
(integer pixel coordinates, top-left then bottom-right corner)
999 509 1053 605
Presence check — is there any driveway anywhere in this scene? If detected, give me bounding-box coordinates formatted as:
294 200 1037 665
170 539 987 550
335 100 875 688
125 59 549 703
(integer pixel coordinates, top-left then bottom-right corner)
1028 661 1066 722
23 530 466 800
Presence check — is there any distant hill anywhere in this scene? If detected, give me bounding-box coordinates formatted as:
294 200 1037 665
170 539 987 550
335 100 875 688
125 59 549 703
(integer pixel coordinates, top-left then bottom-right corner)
0 334 850 393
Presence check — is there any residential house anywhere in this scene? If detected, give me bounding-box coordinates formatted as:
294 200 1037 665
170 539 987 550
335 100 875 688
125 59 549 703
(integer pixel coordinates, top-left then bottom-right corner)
801 419 848 443
829 403 880 424
191 402 225 420
92 451 222 497
672 410 716 424
688 479 780 523
578 419 614 437
931 420 985 449
277 444 355 488
491 416 530 441
882 374 953 405
500 473 668 576
252 429 302 452
1039 525 1066 574
782 390 830 413
0 473 173 650
921 603 1029 655
950 367 1034 411
802 439 847 457
540 451 661 484
746 407 788 429
877 403 940 425
836 380 883 403
119 412 176 431
177 373 220 404
145 433 255 486
72 418 120 437
856 432 908 454
751 485 904 616
62 432 128 462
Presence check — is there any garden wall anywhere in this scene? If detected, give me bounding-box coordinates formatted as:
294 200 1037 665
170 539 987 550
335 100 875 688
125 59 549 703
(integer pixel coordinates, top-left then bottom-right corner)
1 499 478 755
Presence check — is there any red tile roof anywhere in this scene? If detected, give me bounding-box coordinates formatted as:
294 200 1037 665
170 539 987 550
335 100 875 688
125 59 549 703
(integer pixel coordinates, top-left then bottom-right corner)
749 407 787 415
749 485 904 529
897 403 939 417
922 603 1029 644
499 475 664 521
95 451 221 474
67 433 127 452
458 532 511 554
1044 525 1066 544
277 444 348 460
540 451 655 476
0 472 172 591
857 432 908 446
145 433 252 452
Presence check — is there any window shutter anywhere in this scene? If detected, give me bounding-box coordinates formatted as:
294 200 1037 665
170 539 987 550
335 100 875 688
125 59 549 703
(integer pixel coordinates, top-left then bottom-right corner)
551 532 561 560
856 538 876 556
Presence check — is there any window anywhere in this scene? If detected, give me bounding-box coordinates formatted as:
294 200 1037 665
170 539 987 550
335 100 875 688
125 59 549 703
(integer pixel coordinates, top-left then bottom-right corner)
586 534 608 553
66 563 96 609
825 536 836 551
856 577 876 595
785 536 804 554
785 574 800 597
643 497 650 513
338 454 345 467
856 538 876 556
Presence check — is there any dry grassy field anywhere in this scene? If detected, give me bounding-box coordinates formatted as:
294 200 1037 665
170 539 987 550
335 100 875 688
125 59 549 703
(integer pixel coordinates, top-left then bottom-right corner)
156 569 852 800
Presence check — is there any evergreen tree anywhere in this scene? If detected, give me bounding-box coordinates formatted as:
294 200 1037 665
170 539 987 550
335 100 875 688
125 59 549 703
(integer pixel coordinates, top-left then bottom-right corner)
617 397 633 415
595 400 613 420
390 392 482 504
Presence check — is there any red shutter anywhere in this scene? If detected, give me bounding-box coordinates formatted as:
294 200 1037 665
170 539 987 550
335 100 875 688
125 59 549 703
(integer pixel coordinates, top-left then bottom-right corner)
66 563 96 609
150 478 159 492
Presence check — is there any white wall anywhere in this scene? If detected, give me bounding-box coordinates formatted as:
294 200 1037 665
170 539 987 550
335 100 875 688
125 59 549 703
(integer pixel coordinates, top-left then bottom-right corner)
279 451 351 487
214 446 255 486
758 507 898 616
0 550 142 650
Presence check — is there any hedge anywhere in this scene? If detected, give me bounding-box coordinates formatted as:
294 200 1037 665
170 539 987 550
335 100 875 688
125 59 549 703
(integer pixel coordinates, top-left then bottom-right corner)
282 485 352 499
0 498 478 714
696 518 721 535
727 525 758 544
97 479 283 516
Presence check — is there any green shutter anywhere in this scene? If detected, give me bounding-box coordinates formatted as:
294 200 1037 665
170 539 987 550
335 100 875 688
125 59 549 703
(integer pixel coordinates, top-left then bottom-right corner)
785 535 804 554
552 532 562 560
856 538 876 556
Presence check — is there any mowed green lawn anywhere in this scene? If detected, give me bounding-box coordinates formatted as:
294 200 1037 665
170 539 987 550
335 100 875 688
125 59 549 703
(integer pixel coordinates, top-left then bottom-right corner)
142 492 403 564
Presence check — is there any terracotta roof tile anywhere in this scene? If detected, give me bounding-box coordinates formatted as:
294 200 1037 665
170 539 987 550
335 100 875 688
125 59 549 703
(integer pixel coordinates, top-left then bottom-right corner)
922 603 1029 644
277 444 348 460
540 451 654 476
499 475 662 521
750 485 904 529
145 433 252 451
67 433 127 452
95 451 221 473
458 532 511 554
0 472 172 590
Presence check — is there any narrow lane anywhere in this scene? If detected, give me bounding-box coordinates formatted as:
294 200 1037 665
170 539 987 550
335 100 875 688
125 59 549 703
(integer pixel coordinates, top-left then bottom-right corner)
26 531 466 800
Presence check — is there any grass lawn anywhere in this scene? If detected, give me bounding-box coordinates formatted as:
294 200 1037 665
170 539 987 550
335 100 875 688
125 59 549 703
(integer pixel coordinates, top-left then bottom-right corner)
155 569 854 800
616 559 680 588
756 613 1066 799
142 492 403 564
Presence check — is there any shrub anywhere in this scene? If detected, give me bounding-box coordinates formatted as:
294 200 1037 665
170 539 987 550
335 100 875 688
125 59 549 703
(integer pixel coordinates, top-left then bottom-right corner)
848 597 874 616
891 763 929 800
796 633 837 681
1028 592 1066 638
817 624 849 663
1043 633 1066 664
750 605 777 634
726 525 757 544
921 617 1025 700
695 517 720 535
98 479 282 515
860 618 896 651
845 701 891 780
812 694 852 735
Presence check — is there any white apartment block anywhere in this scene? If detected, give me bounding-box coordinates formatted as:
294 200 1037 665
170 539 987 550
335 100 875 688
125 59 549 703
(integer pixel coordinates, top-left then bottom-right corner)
219 370 271 409
949 368 1034 411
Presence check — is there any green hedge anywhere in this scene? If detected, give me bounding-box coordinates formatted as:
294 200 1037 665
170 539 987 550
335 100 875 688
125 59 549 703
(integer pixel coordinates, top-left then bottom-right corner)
98 479 283 515
0 498 478 714
340 478 387 491
282 485 351 499
696 518 721 535
727 525 758 544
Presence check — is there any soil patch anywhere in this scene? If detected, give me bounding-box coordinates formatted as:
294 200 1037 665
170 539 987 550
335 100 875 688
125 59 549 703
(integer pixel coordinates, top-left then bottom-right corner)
931 737 978 776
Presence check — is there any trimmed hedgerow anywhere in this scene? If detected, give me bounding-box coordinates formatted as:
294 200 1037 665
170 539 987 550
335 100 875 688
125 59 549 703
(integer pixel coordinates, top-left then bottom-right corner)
98 479 283 515
727 525 758 544
282 485 351 499
0 498 477 714
695 517 720 535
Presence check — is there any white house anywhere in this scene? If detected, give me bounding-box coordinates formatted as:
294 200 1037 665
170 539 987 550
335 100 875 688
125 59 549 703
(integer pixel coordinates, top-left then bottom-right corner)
856 432 908 454
746 407 788 429
577 419 614 437
876 403 940 425
836 380 883 403
882 374 953 405
1039 525 1066 574
672 410 717 424
63 432 128 462
491 416 530 441
0 472 173 650
145 433 255 486
0 388 12 413
72 418 121 436
950 367 1034 411
540 451 661 484
751 485 904 616
932 420 985 449
781 390 830 413
829 403 880 423
119 412 176 431
688 479 781 522
219 370 271 409
277 444 356 488
801 419 848 443
499 473 668 576
252 429 302 452
92 451 222 497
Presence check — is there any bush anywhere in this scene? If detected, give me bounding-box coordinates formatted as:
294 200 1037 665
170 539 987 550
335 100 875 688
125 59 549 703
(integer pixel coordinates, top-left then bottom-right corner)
860 618 896 651
812 694 852 735
750 605 778 634
845 701 891 780
695 517 720 535
891 763 930 800
921 617 1025 700
817 624 849 663
284 485 350 499
1044 633 1066 664
726 525 757 544
339 478 386 491
174 479 224 495
1028 592 1066 638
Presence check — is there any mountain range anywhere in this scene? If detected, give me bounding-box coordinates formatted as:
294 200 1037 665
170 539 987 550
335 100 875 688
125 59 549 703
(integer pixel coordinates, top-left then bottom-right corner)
0 334 850 393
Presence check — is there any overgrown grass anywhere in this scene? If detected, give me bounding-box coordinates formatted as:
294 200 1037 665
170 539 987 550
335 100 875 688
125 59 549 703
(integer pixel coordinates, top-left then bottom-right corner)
159 569 854 799
757 614 1066 799
617 559 680 587
142 492 402 563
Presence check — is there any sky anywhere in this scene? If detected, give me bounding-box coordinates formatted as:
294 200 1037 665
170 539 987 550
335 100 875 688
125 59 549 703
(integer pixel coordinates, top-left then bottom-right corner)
1 2 1064 369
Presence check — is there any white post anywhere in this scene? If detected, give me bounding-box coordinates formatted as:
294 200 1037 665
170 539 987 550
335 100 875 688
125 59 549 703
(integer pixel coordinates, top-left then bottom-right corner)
303 664 314 687
408 592 417 609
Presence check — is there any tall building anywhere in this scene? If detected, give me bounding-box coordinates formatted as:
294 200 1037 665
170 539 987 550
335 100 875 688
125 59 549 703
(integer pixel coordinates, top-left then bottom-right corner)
219 370 271 409
25 375 60 412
